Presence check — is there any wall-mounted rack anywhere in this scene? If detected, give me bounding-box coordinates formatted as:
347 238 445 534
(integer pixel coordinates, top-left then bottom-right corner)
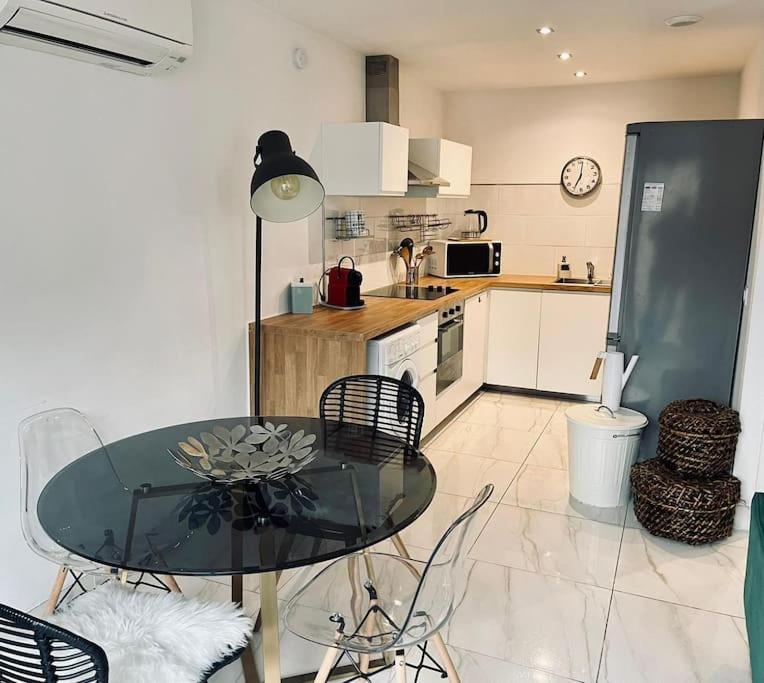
327 215 370 241
388 213 452 241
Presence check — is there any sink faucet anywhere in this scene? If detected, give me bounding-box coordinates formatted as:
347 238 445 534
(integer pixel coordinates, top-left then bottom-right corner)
586 261 595 283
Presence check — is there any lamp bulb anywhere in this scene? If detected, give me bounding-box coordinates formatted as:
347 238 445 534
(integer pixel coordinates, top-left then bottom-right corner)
271 175 301 200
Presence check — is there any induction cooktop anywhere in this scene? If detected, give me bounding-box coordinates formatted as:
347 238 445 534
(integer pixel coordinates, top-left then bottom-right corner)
363 284 459 300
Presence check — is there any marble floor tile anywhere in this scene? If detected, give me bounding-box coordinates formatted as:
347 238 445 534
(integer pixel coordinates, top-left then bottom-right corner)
480 391 561 410
377 645 579 683
470 504 623 588
398 491 496 551
503 464 627 526
424 448 522 501
446 561 611 682
525 432 569 470
430 419 540 462
615 527 747 617
458 397 556 433
544 408 571 438
599 592 751 683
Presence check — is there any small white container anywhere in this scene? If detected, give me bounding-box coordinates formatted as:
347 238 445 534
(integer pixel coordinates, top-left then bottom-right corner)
566 404 648 508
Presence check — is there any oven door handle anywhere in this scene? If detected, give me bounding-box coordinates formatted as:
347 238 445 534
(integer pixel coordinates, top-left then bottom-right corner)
439 317 464 333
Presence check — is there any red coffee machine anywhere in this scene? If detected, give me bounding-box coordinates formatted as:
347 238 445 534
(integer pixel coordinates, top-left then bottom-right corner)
322 256 365 310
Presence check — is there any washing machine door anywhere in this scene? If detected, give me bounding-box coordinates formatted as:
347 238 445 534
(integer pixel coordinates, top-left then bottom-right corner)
389 359 420 427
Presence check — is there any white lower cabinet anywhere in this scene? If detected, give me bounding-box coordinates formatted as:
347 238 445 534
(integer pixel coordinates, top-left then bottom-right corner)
462 292 489 395
419 370 438 438
536 291 610 396
486 290 542 389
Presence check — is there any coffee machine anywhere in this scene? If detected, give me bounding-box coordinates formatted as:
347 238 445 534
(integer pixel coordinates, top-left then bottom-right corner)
321 256 365 310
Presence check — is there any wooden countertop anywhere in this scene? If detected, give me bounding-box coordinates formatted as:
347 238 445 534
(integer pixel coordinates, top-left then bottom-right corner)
259 274 612 343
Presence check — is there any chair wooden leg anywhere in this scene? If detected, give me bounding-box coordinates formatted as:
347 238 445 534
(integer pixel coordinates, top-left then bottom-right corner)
162 574 182 593
120 570 129 585
391 534 461 683
394 649 407 683
45 566 68 616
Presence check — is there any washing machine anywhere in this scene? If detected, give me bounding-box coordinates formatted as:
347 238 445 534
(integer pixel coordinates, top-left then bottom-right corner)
367 313 439 438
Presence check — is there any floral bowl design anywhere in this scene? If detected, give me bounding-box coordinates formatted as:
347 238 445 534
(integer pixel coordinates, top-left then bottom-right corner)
168 422 318 483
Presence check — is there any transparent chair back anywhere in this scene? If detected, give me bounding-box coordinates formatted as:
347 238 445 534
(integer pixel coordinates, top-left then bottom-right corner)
285 483 494 653
394 483 493 648
18 408 105 566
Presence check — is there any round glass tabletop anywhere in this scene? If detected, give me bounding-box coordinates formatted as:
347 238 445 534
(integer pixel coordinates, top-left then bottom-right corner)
37 417 436 576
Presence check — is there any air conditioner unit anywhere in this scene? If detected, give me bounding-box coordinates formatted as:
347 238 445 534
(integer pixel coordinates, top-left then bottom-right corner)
0 0 193 75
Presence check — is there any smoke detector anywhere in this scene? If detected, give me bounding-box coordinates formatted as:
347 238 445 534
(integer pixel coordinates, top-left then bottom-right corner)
665 15 704 28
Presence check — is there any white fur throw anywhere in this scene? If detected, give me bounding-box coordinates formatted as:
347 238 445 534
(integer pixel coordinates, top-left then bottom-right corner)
50 582 253 683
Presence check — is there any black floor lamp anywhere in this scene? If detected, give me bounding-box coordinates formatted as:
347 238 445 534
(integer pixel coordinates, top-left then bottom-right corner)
249 130 325 415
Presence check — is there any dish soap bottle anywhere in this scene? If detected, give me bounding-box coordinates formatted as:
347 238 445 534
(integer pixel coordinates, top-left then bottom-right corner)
558 256 571 282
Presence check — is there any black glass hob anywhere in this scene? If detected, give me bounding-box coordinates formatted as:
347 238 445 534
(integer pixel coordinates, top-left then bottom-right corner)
363 284 459 300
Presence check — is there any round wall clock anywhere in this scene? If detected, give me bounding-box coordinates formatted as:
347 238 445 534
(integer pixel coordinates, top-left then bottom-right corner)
561 157 602 197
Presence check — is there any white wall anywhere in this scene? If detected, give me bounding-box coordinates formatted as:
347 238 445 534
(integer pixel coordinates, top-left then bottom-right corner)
0 0 364 609
445 75 741 185
399 66 444 139
740 39 764 119
735 40 764 505
443 76 740 276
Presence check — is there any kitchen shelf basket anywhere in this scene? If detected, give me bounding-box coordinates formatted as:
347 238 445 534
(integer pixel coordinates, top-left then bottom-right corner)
328 215 370 241
389 213 452 241
657 399 741 478
631 459 740 545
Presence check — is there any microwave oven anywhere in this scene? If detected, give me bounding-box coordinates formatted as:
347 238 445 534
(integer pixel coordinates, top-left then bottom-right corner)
428 240 502 278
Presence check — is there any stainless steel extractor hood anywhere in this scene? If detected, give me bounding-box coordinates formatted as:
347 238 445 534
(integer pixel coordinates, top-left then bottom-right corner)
408 160 450 188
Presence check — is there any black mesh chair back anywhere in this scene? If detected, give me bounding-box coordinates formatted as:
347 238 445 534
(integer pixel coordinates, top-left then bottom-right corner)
319 374 425 449
0 602 108 682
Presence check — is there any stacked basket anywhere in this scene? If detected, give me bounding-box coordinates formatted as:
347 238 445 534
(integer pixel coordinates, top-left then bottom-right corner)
631 399 742 545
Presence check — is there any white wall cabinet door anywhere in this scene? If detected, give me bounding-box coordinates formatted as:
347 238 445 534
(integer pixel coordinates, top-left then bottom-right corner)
437 139 473 197
486 290 541 389
321 122 409 196
537 291 610 396
463 292 489 395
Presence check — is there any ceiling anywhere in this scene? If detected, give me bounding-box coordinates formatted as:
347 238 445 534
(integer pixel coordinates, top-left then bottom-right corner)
256 0 764 91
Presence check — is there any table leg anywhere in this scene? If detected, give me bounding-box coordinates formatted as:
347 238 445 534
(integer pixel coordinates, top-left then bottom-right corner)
260 571 281 683
391 534 460 683
233 575 262 683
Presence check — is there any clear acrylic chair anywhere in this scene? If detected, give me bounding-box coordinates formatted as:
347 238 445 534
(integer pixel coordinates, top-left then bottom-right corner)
284 484 494 682
18 408 180 614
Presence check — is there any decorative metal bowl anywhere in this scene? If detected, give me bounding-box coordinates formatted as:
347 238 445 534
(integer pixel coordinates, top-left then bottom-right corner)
168 422 318 483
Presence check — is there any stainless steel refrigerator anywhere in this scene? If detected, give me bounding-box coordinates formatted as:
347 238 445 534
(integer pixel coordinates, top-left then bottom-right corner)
608 119 764 458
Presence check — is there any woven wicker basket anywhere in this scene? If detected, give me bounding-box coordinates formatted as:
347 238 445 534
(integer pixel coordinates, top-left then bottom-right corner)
631 460 740 545
657 399 741 478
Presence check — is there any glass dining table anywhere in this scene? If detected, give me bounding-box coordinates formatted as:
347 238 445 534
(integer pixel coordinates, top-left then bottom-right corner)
37 416 437 683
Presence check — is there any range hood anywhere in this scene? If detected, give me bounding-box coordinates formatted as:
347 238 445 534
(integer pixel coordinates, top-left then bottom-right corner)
408 160 450 188
365 54 471 198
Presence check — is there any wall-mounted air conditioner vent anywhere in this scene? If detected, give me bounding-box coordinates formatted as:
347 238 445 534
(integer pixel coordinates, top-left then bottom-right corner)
0 0 192 75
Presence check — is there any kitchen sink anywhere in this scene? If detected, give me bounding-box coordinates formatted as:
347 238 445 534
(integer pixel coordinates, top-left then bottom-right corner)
554 277 612 286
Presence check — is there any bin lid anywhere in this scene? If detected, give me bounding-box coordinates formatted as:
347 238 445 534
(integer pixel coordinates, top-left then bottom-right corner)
566 404 648 431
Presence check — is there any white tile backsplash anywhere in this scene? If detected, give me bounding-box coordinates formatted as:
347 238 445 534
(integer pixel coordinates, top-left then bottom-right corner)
430 182 622 277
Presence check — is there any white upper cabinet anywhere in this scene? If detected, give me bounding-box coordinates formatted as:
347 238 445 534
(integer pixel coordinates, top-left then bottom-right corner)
407 138 473 198
320 122 409 197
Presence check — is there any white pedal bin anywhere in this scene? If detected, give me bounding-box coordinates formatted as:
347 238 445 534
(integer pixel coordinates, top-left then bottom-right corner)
566 405 648 508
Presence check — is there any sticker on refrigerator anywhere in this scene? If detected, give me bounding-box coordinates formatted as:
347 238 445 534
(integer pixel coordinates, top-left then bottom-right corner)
641 182 665 212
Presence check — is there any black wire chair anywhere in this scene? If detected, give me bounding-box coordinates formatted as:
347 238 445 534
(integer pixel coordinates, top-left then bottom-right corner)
0 601 246 683
319 375 426 450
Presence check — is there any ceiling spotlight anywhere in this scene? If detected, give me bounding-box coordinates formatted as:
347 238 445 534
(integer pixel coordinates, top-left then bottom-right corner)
536 26 555 36
574 70 588 78
558 51 573 61
665 14 704 28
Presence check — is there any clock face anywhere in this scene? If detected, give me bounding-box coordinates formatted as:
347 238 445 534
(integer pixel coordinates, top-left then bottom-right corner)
561 157 602 197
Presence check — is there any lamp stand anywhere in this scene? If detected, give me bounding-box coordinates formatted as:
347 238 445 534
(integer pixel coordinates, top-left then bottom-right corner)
254 215 262 416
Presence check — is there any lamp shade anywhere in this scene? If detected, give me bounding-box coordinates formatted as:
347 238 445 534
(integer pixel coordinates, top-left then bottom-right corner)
249 130 325 223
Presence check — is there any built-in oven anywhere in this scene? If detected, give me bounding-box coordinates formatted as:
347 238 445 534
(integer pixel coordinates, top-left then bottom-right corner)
429 240 502 278
437 301 464 395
